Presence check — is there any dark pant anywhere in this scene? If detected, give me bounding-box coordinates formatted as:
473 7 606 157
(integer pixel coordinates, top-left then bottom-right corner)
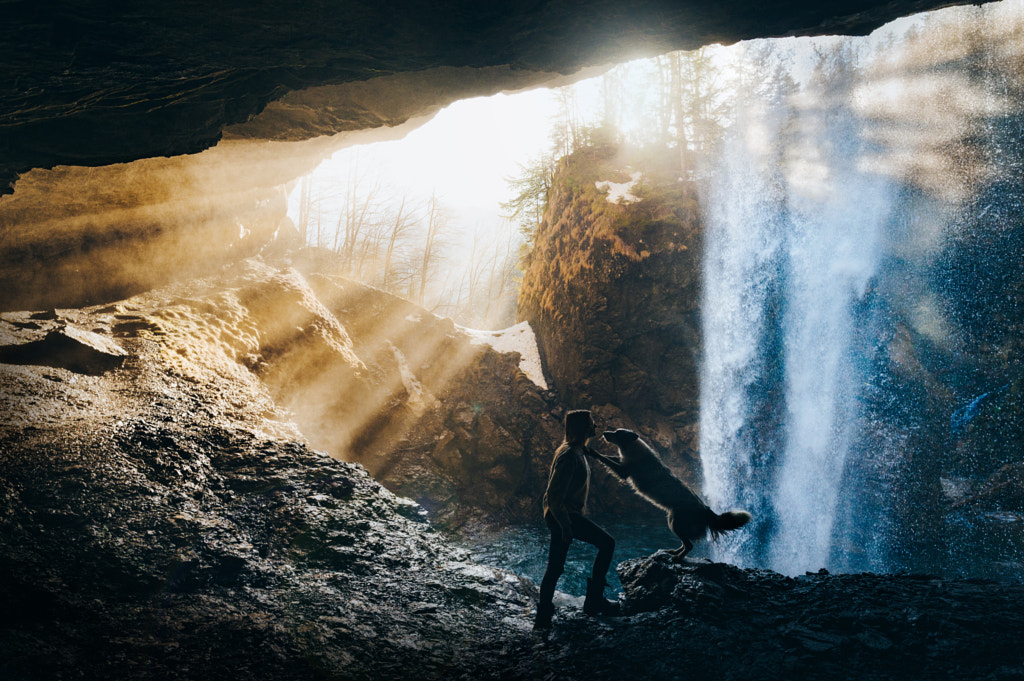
538 511 615 606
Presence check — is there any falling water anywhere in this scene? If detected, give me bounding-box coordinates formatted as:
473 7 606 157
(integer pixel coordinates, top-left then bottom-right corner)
700 97 788 569
700 59 894 575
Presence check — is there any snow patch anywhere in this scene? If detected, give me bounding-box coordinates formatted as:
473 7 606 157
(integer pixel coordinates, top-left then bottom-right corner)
459 320 548 390
595 171 643 204
386 340 437 415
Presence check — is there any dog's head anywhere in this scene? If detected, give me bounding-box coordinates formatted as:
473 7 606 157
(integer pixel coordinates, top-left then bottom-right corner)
602 429 639 447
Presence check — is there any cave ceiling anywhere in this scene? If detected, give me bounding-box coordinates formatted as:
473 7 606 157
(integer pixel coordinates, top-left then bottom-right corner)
0 0 969 311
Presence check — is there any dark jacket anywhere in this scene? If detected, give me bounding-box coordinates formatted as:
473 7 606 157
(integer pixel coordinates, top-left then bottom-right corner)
542 443 592 532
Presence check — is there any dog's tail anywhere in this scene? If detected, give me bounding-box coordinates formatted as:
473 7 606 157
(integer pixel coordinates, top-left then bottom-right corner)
707 510 752 541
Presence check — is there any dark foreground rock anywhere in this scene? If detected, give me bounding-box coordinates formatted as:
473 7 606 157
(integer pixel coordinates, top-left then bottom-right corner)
0 315 536 681
0 425 535 680
0 324 128 374
469 554 1024 681
2 266 1023 681
4 426 1024 681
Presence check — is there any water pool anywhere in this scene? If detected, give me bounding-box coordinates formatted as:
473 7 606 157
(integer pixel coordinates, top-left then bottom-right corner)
459 520 704 595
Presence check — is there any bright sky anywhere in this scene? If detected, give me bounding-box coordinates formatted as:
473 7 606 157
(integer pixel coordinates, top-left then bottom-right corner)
386 90 558 213
291 87 565 230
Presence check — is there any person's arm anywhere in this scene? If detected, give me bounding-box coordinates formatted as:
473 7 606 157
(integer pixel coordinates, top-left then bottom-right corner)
545 453 576 541
585 447 628 479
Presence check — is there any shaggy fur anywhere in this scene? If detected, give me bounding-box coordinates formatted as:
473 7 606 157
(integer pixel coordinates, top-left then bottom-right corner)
593 429 751 559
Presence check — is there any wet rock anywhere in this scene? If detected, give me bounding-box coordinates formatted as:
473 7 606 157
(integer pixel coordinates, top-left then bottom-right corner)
0 324 127 374
2 270 1024 681
294 254 565 528
953 463 1024 510
0 321 535 681
586 553 1024 681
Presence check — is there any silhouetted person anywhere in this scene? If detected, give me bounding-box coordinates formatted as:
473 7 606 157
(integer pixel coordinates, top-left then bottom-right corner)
534 409 620 630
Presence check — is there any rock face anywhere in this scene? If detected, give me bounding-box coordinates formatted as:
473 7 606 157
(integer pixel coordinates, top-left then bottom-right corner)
0 139 308 312
287 249 566 528
1 252 565 527
463 556 1024 680
0 302 537 681
3 254 1023 681
0 324 127 374
518 145 704 494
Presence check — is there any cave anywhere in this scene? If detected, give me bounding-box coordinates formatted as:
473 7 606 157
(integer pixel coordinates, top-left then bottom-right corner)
3 1 1024 680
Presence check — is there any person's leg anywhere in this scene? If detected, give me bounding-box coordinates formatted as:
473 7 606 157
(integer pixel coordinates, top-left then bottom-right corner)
568 514 616 582
568 514 620 617
535 512 570 628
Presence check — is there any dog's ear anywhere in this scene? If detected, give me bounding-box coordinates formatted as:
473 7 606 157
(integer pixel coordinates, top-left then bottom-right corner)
620 429 639 443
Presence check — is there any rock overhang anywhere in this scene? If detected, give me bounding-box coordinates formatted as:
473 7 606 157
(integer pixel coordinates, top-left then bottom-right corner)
0 0 973 311
1 0 971 187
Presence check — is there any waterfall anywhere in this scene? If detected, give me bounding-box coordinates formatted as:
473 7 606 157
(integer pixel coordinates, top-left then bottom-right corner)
700 66 893 575
700 99 788 569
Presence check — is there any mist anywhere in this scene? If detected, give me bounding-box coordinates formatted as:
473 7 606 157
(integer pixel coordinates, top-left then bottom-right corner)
700 1 1024 578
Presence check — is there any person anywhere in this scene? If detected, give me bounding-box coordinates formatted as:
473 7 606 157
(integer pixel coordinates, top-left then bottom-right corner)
534 409 620 630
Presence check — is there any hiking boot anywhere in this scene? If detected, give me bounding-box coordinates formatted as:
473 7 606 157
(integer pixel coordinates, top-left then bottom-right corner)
533 601 554 629
583 578 621 616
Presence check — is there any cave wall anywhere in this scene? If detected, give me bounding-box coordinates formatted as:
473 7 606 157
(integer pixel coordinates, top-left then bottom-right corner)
0 0 971 312
0 139 311 311
2 0 967 189
0 67 573 313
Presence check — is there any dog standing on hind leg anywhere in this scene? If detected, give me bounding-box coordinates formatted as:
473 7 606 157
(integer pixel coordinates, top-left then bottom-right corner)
592 429 751 560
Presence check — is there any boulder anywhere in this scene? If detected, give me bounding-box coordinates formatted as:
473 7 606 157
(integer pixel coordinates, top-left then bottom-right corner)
0 324 127 374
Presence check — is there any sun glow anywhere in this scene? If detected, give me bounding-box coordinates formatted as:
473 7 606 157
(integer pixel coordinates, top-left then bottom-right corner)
285 56 663 239
289 88 562 230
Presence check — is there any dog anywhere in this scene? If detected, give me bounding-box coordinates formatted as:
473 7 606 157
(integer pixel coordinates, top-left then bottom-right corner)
593 428 751 559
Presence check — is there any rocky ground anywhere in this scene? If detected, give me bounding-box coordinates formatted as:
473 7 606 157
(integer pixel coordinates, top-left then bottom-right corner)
0 294 536 681
2 259 1024 680
482 554 1024 681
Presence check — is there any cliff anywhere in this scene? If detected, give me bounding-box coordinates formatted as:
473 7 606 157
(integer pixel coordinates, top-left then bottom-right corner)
517 145 704 502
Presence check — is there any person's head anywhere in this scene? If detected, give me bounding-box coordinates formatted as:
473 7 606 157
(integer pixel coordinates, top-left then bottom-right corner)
564 409 596 446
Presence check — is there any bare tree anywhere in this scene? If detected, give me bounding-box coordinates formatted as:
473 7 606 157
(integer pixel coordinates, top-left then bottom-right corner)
382 195 418 291
481 218 520 327
452 222 493 322
668 52 689 174
599 65 624 136
436 217 523 329
337 160 383 267
552 84 586 158
296 175 313 243
417 193 449 307
313 198 325 248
